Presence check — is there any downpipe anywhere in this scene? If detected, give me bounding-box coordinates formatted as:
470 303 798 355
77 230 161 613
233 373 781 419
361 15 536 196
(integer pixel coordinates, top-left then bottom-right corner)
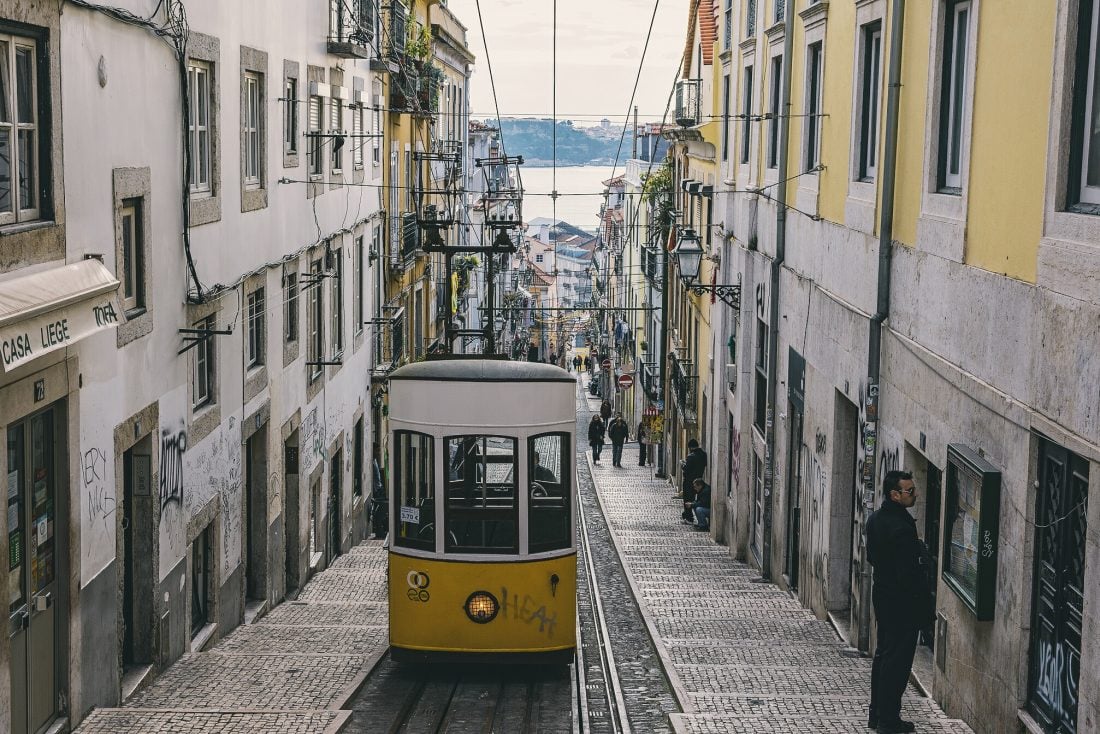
761 2 795 580
857 0 906 653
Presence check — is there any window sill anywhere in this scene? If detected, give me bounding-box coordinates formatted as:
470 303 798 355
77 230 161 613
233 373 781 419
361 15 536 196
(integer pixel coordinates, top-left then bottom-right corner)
309 552 324 571
190 622 218 652
124 306 147 320
0 219 58 238
1067 202 1100 216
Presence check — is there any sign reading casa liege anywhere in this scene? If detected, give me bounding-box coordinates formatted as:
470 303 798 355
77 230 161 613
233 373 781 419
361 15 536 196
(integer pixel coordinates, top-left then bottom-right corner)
1 297 119 370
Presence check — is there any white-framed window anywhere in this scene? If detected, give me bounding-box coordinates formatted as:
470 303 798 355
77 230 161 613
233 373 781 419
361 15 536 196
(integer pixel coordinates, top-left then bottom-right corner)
740 64 754 164
767 55 782 169
774 0 786 24
330 97 343 174
353 101 364 168
724 0 733 49
243 72 262 187
745 0 758 37
804 41 824 172
354 235 364 333
856 21 883 181
0 35 41 224
308 258 324 380
120 198 145 313
284 271 299 343
938 0 971 192
331 248 344 356
193 316 215 408
721 73 731 161
284 77 298 154
188 61 213 194
372 83 382 167
247 287 265 368
1072 0 1100 206
308 95 323 177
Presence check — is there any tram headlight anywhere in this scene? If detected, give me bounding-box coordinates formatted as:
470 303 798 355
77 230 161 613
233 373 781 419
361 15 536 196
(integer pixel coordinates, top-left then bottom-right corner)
464 591 500 624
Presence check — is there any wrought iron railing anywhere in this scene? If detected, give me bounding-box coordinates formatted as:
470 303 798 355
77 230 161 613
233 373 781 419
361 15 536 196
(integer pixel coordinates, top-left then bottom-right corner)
670 352 698 424
641 361 661 400
675 79 701 127
371 305 405 378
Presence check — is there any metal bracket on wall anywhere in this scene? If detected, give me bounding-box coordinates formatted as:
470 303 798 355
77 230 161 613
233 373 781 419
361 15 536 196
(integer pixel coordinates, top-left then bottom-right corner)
177 326 233 355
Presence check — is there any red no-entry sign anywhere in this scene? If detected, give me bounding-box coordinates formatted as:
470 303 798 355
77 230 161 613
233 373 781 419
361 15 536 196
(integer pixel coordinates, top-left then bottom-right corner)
617 374 634 390
602 358 612 371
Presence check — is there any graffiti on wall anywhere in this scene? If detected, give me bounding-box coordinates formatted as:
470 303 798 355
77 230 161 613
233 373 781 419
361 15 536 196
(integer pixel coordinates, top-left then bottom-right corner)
159 423 187 513
81 446 114 544
729 428 741 497
808 435 829 589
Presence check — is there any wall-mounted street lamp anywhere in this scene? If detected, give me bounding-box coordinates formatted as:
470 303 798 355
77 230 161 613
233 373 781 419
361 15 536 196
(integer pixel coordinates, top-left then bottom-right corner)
674 228 742 309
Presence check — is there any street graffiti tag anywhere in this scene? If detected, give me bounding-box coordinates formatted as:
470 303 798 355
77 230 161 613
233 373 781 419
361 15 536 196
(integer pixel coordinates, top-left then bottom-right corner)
1035 639 1078 722
159 426 188 513
499 586 557 637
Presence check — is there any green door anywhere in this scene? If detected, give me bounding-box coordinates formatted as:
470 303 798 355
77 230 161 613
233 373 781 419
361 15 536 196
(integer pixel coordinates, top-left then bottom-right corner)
7 408 59 734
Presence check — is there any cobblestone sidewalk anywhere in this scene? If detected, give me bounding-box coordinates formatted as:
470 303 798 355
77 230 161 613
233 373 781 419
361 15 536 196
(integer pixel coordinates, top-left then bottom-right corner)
76 542 388 733
587 453 974 734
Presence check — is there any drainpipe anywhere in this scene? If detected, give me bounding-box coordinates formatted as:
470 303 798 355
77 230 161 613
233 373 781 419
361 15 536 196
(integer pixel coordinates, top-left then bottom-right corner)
656 210 672 479
857 0 906 652
761 2 796 580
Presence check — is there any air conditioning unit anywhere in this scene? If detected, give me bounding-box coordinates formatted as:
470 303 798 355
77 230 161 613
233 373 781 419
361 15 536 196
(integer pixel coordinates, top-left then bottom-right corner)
725 363 737 393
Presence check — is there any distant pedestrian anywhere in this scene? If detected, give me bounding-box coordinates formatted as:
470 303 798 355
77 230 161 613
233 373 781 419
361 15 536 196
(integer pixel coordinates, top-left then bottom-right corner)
865 470 933 734
691 478 711 531
600 400 612 422
607 413 629 467
573 356 581 372
679 439 707 522
588 415 606 464
583 356 591 372
637 421 649 466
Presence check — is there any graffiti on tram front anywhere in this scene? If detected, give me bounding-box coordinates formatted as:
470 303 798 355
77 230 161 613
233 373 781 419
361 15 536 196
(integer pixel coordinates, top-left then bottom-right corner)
499 586 557 637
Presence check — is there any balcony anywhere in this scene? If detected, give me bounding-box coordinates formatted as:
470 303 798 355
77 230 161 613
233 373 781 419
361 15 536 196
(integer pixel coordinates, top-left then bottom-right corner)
674 79 701 128
328 0 375 59
391 60 441 116
670 352 698 424
641 361 661 400
371 305 406 381
382 0 407 60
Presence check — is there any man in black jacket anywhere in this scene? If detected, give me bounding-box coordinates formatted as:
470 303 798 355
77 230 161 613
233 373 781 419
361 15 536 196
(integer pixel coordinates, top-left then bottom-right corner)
679 439 707 521
865 470 934 733
607 414 629 467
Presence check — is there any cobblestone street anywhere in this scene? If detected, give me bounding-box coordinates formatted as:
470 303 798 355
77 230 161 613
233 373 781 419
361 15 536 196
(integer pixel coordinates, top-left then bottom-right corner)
74 544 389 733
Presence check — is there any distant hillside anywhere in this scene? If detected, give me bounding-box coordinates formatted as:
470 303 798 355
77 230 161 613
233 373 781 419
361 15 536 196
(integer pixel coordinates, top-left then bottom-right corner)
493 118 633 167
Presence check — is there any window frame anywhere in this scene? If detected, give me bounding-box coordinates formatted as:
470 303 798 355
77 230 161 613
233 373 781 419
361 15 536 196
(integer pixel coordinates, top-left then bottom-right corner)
443 434 520 556
353 100 365 168
740 64 754 165
0 34 42 225
119 197 145 314
308 95 324 178
284 271 299 344
243 71 263 188
247 287 265 368
330 96 343 174
767 54 783 169
193 316 216 409
1072 0 1100 206
937 0 972 193
354 235 365 334
527 433 573 554
804 41 824 173
856 21 883 182
308 257 324 381
721 73 731 161
331 247 344 356
393 430 437 552
188 61 213 195
284 76 298 155
753 316 768 433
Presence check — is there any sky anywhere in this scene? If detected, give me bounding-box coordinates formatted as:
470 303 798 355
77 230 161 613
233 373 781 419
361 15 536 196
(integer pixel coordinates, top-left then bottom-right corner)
445 0 688 126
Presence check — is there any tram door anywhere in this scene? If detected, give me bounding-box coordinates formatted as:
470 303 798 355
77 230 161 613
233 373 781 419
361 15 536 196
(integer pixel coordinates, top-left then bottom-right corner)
8 408 62 734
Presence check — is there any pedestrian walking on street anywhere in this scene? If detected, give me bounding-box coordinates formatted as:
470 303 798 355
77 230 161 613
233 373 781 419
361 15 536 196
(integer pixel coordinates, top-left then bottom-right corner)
600 399 612 422
691 478 711 531
583 356 591 372
573 355 581 372
607 413 629 467
637 421 649 466
588 415 606 464
865 470 934 734
679 439 707 521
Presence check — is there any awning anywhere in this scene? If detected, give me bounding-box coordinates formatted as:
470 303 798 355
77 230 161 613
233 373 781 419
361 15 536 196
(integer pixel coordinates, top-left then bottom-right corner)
0 259 122 372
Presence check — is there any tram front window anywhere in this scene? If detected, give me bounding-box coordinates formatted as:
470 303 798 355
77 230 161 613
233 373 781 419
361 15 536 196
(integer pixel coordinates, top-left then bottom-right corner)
393 431 436 551
529 434 571 553
445 435 517 554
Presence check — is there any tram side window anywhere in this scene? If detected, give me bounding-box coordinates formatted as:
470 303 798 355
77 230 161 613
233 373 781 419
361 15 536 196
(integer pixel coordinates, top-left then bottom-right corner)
529 433 571 553
445 435 517 554
393 431 435 551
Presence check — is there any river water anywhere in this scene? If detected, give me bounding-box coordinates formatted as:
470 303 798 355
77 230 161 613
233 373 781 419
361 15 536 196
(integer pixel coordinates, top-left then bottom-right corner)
520 165 623 233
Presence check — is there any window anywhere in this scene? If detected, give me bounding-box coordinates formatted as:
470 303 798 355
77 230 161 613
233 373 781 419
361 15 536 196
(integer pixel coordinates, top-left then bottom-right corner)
354 235 364 333
353 100 364 167
353 418 365 499
193 316 215 409
753 316 768 432
331 0 376 45
767 55 782 169
331 248 344 355
308 258 324 379
445 435 518 554
938 0 971 192
284 77 298 154
805 41 823 172
774 0 786 23
243 72 262 187
529 434 571 553
724 0 733 49
372 83 382 167
190 524 213 636
188 62 213 193
308 95 323 177
535 253 544 263
1071 0 1100 205
721 73 731 161
746 0 758 36
393 431 435 551
0 35 41 223
330 97 343 173
284 271 299 343
247 288 265 368
857 21 883 181
120 198 145 313
740 65 754 164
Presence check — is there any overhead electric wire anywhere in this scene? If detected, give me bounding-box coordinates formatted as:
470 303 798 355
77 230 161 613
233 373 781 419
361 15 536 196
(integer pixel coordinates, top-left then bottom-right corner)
474 0 509 157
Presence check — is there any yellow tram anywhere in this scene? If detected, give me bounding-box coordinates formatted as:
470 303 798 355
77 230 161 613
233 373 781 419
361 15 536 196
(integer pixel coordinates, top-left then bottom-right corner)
386 358 577 663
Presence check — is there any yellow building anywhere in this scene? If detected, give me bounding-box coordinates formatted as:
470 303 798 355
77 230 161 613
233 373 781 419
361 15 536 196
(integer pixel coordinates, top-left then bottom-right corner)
708 0 1100 731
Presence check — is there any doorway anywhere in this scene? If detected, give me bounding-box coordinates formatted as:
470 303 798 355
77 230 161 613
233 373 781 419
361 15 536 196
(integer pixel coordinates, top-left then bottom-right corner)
7 406 64 734
907 446 942 651
1028 438 1089 733
828 393 858 635
244 426 269 604
121 439 155 674
329 450 343 561
784 404 804 592
283 432 300 598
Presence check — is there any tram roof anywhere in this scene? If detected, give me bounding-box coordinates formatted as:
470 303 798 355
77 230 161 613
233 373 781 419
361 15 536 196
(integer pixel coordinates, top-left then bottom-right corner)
388 358 574 383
